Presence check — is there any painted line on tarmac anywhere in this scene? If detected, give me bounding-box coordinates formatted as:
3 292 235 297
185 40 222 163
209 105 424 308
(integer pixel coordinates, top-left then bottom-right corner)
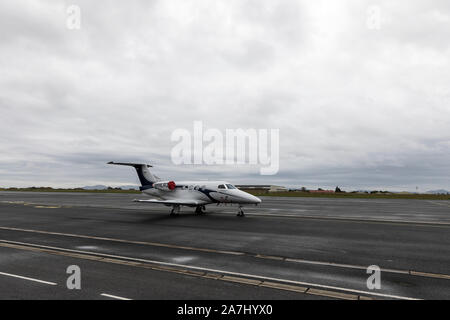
0 201 25 204
427 201 450 208
0 239 421 300
1 226 449 281
34 205 61 209
0 226 244 256
409 271 450 280
100 293 132 300
0 271 57 286
0 201 70 209
244 212 450 227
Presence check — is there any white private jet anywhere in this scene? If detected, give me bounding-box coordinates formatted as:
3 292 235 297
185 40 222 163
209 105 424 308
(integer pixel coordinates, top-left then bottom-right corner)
108 162 261 217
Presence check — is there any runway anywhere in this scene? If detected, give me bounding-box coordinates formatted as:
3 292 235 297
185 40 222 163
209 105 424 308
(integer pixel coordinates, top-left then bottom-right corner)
0 191 449 300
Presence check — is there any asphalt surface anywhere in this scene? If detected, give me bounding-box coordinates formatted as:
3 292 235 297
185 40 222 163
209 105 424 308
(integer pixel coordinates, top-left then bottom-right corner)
0 191 449 300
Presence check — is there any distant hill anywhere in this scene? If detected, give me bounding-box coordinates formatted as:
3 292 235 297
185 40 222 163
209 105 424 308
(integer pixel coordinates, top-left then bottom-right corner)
83 185 108 190
82 185 139 190
426 189 450 194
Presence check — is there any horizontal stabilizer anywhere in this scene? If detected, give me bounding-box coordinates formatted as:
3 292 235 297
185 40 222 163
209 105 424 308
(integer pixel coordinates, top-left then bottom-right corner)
108 161 152 168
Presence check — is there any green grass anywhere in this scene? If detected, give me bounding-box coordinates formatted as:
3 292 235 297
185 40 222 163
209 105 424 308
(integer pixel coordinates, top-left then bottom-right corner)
0 187 140 194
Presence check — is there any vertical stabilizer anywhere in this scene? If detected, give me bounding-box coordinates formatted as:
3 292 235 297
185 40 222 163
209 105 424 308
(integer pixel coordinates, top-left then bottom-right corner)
107 162 161 187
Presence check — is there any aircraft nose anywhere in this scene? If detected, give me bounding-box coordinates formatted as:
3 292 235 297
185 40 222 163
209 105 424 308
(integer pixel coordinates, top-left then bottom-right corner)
246 193 261 204
237 190 262 204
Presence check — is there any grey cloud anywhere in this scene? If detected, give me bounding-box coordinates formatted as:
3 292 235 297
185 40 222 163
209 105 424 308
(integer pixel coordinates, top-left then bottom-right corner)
0 0 449 191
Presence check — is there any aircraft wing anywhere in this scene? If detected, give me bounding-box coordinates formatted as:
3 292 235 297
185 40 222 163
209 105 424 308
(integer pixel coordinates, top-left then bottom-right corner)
133 199 208 206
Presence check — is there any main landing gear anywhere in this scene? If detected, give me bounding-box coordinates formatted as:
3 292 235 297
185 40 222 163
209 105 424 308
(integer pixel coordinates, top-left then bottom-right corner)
195 205 206 215
237 206 245 217
170 205 180 216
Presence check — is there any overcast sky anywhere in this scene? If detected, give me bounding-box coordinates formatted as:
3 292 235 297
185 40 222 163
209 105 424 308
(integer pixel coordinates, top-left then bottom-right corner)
1 0 449 191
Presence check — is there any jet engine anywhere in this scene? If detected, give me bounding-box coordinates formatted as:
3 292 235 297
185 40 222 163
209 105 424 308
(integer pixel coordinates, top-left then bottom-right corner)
153 181 177 191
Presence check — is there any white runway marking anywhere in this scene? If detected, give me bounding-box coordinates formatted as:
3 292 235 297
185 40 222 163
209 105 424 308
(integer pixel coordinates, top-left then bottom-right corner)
244 212 450 226
100 293 132 300
76 246 99 250
172 256 196 263
428 201 450 208
0 271 57 286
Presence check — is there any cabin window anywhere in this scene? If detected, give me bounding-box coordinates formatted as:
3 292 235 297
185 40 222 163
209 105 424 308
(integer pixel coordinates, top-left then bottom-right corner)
226 184 236 189
218 184 226 189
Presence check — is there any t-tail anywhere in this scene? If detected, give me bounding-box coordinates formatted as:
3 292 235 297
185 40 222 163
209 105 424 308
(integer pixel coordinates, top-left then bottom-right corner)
107 162 161 190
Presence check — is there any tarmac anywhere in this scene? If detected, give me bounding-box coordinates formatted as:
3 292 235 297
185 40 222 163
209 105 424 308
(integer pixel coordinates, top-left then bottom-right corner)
0 191 449 300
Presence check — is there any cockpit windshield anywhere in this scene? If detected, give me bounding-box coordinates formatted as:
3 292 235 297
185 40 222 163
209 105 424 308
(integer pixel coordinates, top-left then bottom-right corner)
226 184 236 189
